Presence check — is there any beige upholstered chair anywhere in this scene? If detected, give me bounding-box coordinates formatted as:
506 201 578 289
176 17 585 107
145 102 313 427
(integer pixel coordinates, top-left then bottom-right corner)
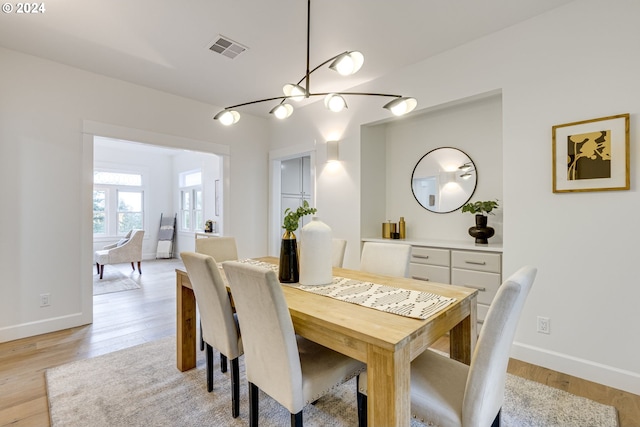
222 261 366 427
332 238 347 268
181 252 243 418
195 236 238 262
359 241 411 277
195 236 239 352
94 229 145 279
357 265 537 427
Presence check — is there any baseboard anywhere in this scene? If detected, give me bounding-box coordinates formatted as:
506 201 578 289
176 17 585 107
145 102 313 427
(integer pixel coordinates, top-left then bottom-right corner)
511 341 640 396
0 312 90 343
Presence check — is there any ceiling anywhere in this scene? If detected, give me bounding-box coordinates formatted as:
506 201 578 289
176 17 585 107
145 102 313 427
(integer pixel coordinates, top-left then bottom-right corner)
0 0 574 118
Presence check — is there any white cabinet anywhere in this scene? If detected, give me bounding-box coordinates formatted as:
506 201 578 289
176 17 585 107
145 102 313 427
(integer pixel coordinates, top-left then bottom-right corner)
409 246 451 284
451 250 502 325
364 238 502 328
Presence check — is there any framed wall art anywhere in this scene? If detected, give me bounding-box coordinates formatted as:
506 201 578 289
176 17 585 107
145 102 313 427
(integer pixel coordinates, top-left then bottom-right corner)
552 113 630 193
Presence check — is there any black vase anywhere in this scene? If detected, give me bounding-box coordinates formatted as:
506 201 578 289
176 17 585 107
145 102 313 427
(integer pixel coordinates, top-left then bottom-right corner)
278 231 299 283
468 214 495 245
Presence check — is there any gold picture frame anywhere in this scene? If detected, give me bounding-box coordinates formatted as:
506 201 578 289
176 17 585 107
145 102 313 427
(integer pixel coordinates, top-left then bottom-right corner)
552 113 630 193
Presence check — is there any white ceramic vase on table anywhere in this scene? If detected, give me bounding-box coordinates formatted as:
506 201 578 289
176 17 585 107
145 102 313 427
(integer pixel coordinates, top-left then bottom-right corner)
299 217 332 286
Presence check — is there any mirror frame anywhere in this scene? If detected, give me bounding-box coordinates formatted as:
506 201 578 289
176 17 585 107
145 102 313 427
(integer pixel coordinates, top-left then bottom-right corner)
410 147 477 214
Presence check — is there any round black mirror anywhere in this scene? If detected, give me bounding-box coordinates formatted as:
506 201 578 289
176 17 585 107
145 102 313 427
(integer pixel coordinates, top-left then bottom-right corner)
411 147 477 213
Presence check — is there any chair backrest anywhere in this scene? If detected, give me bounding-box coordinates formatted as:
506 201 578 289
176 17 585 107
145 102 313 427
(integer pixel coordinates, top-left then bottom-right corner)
332 238 347 268
360 242 411 277
195 237 238 263
222 261 303 411
462 265 537 427
180 252 241 359
107 229 144 263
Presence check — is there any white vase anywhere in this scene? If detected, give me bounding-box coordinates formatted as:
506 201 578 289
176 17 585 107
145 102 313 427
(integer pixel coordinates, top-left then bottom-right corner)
299 217 333 286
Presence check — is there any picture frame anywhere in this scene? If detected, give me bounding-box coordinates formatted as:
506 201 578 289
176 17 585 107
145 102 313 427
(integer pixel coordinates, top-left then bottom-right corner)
552 113 630 193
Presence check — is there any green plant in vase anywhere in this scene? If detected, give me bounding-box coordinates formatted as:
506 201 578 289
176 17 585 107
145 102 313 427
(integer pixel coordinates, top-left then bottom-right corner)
461 199 499 216
461 199 499 244
279 200 317 283
282 200 317 236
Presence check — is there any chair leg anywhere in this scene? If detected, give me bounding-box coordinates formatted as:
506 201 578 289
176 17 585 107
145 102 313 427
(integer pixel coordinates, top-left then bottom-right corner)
291 411 302 427
96 263 100 275
231 358 240 418
356 375 367 427
491 408 501 427
137 261 142 274
99 264 104 279
199 321 204 351
205 343 214 392
249 382 259 427
220 353 228 373
131 262 135 271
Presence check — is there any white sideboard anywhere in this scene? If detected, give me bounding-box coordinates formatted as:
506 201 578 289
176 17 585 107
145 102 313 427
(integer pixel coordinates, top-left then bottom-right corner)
362 238 503 326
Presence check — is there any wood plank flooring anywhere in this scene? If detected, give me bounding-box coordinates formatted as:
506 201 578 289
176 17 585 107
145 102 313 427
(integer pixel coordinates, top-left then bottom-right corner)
1 259 638 426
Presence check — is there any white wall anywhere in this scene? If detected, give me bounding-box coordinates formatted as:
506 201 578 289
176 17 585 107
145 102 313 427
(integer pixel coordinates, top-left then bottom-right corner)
269 0 640 394
364 93 503 242
0 46 269 342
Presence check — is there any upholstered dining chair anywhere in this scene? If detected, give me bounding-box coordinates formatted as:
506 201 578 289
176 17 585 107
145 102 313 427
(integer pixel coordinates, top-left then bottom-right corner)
195 236 239 353
94 229 144 279
332 238 347 268
222 261 366 427
359 241 411 277
195 236 238 262
356 265 537 427
180 252 244 418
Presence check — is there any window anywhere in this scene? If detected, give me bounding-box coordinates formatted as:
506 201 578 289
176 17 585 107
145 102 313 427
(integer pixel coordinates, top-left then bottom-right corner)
179 170 203 232
94 171 144 236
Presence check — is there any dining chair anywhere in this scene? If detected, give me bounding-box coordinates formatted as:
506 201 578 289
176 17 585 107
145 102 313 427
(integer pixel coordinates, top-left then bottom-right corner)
360 241 411 277
195 236 238 262
356 265 537 427
332 238 347 268
222 261 366 427
195 236 238 354
180 252 244 418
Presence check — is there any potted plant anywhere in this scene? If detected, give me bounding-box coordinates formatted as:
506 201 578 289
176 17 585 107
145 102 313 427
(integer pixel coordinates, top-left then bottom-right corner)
461 199 499 244
279 200 317 283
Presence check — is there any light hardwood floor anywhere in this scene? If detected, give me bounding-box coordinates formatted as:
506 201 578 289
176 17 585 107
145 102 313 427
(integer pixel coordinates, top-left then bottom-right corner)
1 259 638 426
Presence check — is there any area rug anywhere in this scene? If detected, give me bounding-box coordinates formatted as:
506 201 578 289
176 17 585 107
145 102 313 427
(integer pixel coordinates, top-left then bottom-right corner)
93 269 141 295
45 337 619 427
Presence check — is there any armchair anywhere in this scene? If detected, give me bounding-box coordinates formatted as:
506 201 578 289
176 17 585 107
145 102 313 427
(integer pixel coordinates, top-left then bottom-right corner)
94 229 145 279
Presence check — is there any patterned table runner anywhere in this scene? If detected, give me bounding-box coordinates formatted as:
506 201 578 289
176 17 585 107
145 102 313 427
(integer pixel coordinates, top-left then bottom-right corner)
236 259 456 320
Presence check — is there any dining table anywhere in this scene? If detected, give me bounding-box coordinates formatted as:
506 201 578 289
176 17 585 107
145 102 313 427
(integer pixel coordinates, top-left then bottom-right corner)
176 256 477 427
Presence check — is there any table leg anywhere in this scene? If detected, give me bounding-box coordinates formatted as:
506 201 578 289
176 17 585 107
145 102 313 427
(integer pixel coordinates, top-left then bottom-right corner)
177 274 197 371
450 294 477 365
366 343 411 427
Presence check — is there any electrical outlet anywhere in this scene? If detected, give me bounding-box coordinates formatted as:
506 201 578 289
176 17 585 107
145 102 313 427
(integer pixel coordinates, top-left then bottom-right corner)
40 293 51 307
537 316 550 334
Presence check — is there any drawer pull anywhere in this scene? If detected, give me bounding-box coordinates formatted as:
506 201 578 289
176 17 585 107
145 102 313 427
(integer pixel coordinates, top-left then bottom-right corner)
413 255 430 259
465 260 486 265
464 284 486 292
412 276 430 281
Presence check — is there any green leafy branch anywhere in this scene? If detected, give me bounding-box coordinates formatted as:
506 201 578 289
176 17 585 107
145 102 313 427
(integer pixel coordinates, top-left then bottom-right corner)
282 200 317 233
461 199 499 216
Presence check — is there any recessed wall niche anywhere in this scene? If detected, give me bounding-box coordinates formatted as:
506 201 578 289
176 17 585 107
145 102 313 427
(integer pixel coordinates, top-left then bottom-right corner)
360 92 503 243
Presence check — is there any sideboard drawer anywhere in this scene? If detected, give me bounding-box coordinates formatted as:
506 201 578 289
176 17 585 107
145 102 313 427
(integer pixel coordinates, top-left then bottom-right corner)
451 250 501 273
411 246 450 267
451 268 501 305
410 263 450 284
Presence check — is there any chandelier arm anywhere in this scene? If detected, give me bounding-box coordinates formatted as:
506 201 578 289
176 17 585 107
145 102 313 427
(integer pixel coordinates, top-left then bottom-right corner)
226 91 403 110
309 92 403 98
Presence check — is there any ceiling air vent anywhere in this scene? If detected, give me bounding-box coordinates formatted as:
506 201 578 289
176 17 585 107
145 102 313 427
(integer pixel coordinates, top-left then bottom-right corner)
209 35 248 59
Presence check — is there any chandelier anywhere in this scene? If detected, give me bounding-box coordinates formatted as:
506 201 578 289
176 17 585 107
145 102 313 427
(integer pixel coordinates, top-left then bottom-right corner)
213 0 417 126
